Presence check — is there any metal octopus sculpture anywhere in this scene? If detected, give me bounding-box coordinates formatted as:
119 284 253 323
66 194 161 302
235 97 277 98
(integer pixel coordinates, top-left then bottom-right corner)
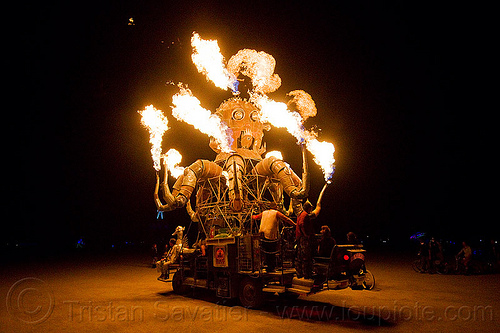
153 96 323 238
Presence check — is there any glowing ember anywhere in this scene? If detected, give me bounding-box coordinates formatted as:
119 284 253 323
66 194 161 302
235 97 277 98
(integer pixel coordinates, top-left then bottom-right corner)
163 148 185 179
138 105 169 171
171 85 233 153
191 32 238 92
227 49 281 94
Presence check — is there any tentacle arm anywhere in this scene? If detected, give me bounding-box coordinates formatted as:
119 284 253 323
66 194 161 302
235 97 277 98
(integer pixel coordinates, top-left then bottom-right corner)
155 159 223 212
252 144 310 200
185 199 200 222
310 182 329 217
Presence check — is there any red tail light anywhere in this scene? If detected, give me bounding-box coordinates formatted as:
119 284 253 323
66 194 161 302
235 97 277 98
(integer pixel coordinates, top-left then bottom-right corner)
343 254 350 261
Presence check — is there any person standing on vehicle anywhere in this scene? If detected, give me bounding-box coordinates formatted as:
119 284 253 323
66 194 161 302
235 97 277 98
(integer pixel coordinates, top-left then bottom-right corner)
294 182 328 279
295 201 321 278
252 207 295 272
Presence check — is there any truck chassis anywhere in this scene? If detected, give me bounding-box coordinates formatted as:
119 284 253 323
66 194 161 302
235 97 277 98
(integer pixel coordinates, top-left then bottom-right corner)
160 233 371 308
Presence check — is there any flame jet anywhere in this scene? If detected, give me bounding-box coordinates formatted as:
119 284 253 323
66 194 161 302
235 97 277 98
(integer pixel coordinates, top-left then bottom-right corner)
138 105 169 171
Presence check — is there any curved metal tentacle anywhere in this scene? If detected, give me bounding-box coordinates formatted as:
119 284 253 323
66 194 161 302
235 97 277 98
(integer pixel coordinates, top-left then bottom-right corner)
294 144 310 199
154 172 176 211
252 144 310 201
185 199 200 222
155 159 223 212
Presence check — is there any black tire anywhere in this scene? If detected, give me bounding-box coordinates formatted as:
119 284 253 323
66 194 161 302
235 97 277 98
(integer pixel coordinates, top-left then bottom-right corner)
436 261 450 275
412 259 424 273
238 277 263 308
363 270 375 290
172 269 189 295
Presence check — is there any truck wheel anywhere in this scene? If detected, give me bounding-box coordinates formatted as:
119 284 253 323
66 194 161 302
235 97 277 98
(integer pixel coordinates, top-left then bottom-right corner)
239 277 263 308
362 270 375 290
172 270 188 295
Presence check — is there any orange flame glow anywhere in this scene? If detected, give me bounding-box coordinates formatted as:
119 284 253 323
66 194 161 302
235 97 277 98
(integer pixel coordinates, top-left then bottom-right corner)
251 94 305 140
227 49 281 94
265 150 283 160
191 32 237 92
138 105 169 171
250 93 335 181
163 148 185 179
171 85 233 153
287 90 317 121
306 139 335 182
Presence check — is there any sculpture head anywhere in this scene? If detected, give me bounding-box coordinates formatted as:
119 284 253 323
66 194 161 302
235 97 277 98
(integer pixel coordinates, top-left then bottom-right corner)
211 98 270 158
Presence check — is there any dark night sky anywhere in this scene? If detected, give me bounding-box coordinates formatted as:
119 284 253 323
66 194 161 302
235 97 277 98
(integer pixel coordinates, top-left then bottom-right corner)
10 1 494 248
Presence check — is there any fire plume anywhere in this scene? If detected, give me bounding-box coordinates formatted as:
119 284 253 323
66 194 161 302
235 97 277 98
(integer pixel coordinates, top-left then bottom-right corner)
171 85 233 153
227 49 281 94
138 105 169 171
251 94 305 141
163 148 185 179
306 139 335 182
191 32 238 92
250 93 335 182
287 90 317 121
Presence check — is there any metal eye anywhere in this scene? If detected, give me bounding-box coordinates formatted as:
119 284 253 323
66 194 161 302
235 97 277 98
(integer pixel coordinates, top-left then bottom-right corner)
232 108 245 120
250 110 259 122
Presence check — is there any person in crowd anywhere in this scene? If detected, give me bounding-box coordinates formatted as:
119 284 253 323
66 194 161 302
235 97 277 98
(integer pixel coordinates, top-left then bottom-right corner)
317 225 336 257
151 243 158 268
456 241 472 274
428 237 443 273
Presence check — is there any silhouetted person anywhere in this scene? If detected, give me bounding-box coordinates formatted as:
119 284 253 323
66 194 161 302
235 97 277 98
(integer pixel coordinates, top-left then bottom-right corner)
346 232 360 245
151 243 158 268
457 241 472 274
295 184 327 279
318 225 336 257
486 239 499 266
428 237 443 273
417 239 429 272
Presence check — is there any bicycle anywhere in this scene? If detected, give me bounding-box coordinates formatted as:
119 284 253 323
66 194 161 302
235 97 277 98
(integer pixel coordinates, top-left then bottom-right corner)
412 255 428 273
